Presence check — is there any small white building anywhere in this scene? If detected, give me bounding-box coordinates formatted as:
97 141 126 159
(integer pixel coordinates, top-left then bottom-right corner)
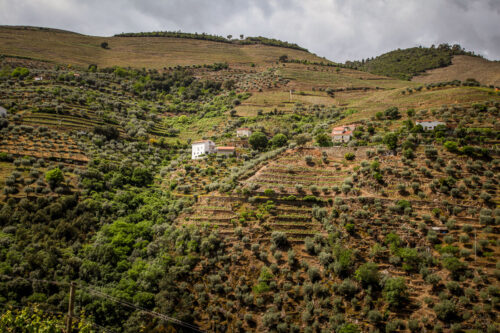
416 120 446 131
0 106 7 118
340 131 353 142
331 126 345 142
34 76 43 81
236 128 252 138
216 146 236 157
191 140 216 159
331 124 357 143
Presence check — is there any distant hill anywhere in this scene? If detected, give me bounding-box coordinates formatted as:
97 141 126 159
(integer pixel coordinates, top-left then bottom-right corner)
115 31 309 52
0 26 324 69
344 44 480 80
413 55 500 87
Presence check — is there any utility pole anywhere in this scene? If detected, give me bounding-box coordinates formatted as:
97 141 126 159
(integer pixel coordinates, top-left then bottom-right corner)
66 282 76 333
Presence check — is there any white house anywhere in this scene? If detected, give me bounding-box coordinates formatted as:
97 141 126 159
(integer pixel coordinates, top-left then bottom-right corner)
236 128 252 138
331 124 358 143
340 131 353 142
0 106 7 118
191 140 216 159
415 120 446 131
216 146 236 157
34 76 43 81
331 127 345 143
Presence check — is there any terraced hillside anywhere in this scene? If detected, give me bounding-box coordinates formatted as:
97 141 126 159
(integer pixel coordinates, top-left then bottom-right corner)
0 27 499 332
0 26 327 69
245 148 355 195
182 135 498 331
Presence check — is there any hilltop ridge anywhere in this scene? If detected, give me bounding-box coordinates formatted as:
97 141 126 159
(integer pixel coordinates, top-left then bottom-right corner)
345 44 486 80
0 25 325 69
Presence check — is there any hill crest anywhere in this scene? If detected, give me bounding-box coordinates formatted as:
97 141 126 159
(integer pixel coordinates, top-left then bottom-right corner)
0 25 323 69
344 44 483 80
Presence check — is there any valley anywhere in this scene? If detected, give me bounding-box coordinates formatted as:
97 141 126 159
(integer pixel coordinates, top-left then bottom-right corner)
0 26 499 332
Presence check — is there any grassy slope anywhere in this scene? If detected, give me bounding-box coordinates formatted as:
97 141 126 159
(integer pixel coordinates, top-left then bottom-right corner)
235 62 499 121
0 26 326 68
345 45 492 81
413 55 500 86
335 86 499 123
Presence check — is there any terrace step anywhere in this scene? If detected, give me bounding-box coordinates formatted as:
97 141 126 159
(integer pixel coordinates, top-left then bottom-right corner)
269 223 320 230
268 229 322 238
269 219 315 225
273 215 312 222
275 208 312 214
190 216 236 221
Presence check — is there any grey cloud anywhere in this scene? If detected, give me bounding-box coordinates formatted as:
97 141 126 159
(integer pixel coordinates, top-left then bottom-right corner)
0 0 499 62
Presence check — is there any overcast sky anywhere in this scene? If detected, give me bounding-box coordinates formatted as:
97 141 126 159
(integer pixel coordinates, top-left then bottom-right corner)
1 0 499 62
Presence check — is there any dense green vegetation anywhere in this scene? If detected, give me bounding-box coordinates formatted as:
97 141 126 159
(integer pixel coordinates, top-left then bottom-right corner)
0 38 499 332
345 44 479 80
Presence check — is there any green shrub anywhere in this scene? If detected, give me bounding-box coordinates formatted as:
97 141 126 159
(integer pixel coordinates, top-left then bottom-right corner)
254 267 274 294
383 277 408 308
11 67 30 79
426 273 441 288
338 279 358 297
270 133 288 147
444 141 459 153
263 188 275 196
271 231 288 248
307 267 321 282
338 323 360 333
433 300 457 321
45 168 64 188
384 106 401 119
315 133 332 147
442 257 467 280
303 195 321 203
344 152 355 161
408 319 420 332
386 319 405 333
354 262 380 288
249 131 268 150
367 310 383 323
383 133 398 150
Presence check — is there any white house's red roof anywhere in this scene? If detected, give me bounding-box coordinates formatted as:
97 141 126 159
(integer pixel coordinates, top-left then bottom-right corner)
332 124 358 136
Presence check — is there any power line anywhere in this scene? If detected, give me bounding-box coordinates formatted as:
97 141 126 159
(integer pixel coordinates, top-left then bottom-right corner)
0 275 205 333
83 286 205 333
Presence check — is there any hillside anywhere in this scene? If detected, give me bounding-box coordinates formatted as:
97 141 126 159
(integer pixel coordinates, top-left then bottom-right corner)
345 44 481 80
0 26 327 69
413 55 500 87
0 27 499 332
